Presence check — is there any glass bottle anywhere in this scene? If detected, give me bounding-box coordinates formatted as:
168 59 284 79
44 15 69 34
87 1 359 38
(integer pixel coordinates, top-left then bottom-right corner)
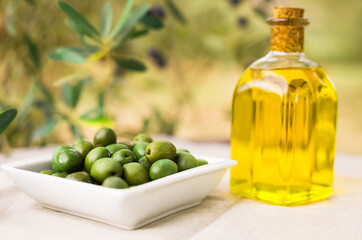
230 7 338 206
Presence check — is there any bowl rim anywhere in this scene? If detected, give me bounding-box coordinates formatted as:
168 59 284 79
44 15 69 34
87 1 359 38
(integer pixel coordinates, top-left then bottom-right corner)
1 154 236 195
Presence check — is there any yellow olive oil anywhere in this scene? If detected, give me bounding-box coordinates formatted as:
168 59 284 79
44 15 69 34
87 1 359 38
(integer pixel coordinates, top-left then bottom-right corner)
230 67 337 206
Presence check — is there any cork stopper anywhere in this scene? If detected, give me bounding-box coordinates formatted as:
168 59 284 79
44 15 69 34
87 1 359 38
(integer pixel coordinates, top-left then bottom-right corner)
273 7 304 19
269 7 309 53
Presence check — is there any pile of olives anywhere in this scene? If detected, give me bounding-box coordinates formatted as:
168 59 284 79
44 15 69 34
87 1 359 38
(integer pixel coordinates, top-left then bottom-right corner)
40 127 208 189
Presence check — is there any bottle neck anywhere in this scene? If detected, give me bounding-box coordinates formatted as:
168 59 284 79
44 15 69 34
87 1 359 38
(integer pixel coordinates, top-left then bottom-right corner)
270 25 305 53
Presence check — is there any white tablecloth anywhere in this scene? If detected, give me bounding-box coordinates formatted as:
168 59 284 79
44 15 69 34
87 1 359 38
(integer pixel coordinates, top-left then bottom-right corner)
1 139 361 240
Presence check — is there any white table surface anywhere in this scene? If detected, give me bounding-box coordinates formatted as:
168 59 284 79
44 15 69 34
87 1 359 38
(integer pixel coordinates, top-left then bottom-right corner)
1 139 362 240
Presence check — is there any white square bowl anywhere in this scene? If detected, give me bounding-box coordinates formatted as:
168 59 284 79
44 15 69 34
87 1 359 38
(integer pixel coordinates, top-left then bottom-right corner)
2 154 236 230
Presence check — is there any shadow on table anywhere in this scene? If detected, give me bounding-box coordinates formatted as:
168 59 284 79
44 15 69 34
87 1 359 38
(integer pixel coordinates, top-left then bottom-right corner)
141 188 242 232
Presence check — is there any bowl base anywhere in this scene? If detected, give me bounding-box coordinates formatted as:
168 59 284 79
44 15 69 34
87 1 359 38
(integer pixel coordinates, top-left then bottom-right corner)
42 200 203 230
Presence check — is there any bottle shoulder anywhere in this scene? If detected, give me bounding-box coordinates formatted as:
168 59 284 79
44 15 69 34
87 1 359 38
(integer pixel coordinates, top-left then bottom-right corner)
234 64 337 99
249 51 319 69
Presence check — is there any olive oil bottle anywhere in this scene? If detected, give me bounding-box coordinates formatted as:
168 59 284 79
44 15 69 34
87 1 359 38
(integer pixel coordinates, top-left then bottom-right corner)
230 7 338 206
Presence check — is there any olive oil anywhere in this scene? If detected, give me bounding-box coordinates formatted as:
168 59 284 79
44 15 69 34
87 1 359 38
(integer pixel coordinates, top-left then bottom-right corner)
230 7 338 206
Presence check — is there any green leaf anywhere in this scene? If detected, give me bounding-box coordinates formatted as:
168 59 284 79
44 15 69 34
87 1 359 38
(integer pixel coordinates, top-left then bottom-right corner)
5 3 17 36
140 15 164 29
24 0 36 6
100 1 113 36
131 28 149 38
111 30 133 48
79 90 106 122
53 72 89 86
109 0 135 39
31 118 57 139
78 36 100 50
5 16 16 36
36 79 55 106
69 124 83 140
17 81 37 123
112 28 148 49
165 0 187 24
66 23 101 50
110 3 152 48
23 33 41 70
152 108 178 135
66 19 100 47
57 1 100 39
66 47 95 57
80 115 113 128
66 19 88 38
80 108 103 120
62 80 85 108
48 47 87 64
98 91 105 111
33 100 53 118
53 72 85 86
154 108 165 125
82 36 102 49
113 57 146 71
79 108 113 128
119 4 151 35
0 109 17 135
141 118 151 133
253 8 267 19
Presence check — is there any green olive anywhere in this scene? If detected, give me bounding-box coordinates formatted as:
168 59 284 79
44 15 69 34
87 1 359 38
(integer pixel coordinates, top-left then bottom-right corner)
106 143 129 155
138 156 150 170
112 149 137 165
132 133 153 144
132 142 149 160
123 162 150 186
90 158 123 184
177 149 190 154
52 147 83 174
197 159 208 166
53 145 71 155
145 140 177 164
72 139 93 159
102 176 129 189
52 172 68 178
175 152 199 171
52 145 71 164
149 159 178 180
94 127 117 147
66 171 93 183
40 170 55 175
84 147 111 173
117 141 133 149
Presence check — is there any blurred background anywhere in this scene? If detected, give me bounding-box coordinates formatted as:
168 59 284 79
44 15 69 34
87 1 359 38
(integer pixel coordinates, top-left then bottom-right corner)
0 0 361 153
